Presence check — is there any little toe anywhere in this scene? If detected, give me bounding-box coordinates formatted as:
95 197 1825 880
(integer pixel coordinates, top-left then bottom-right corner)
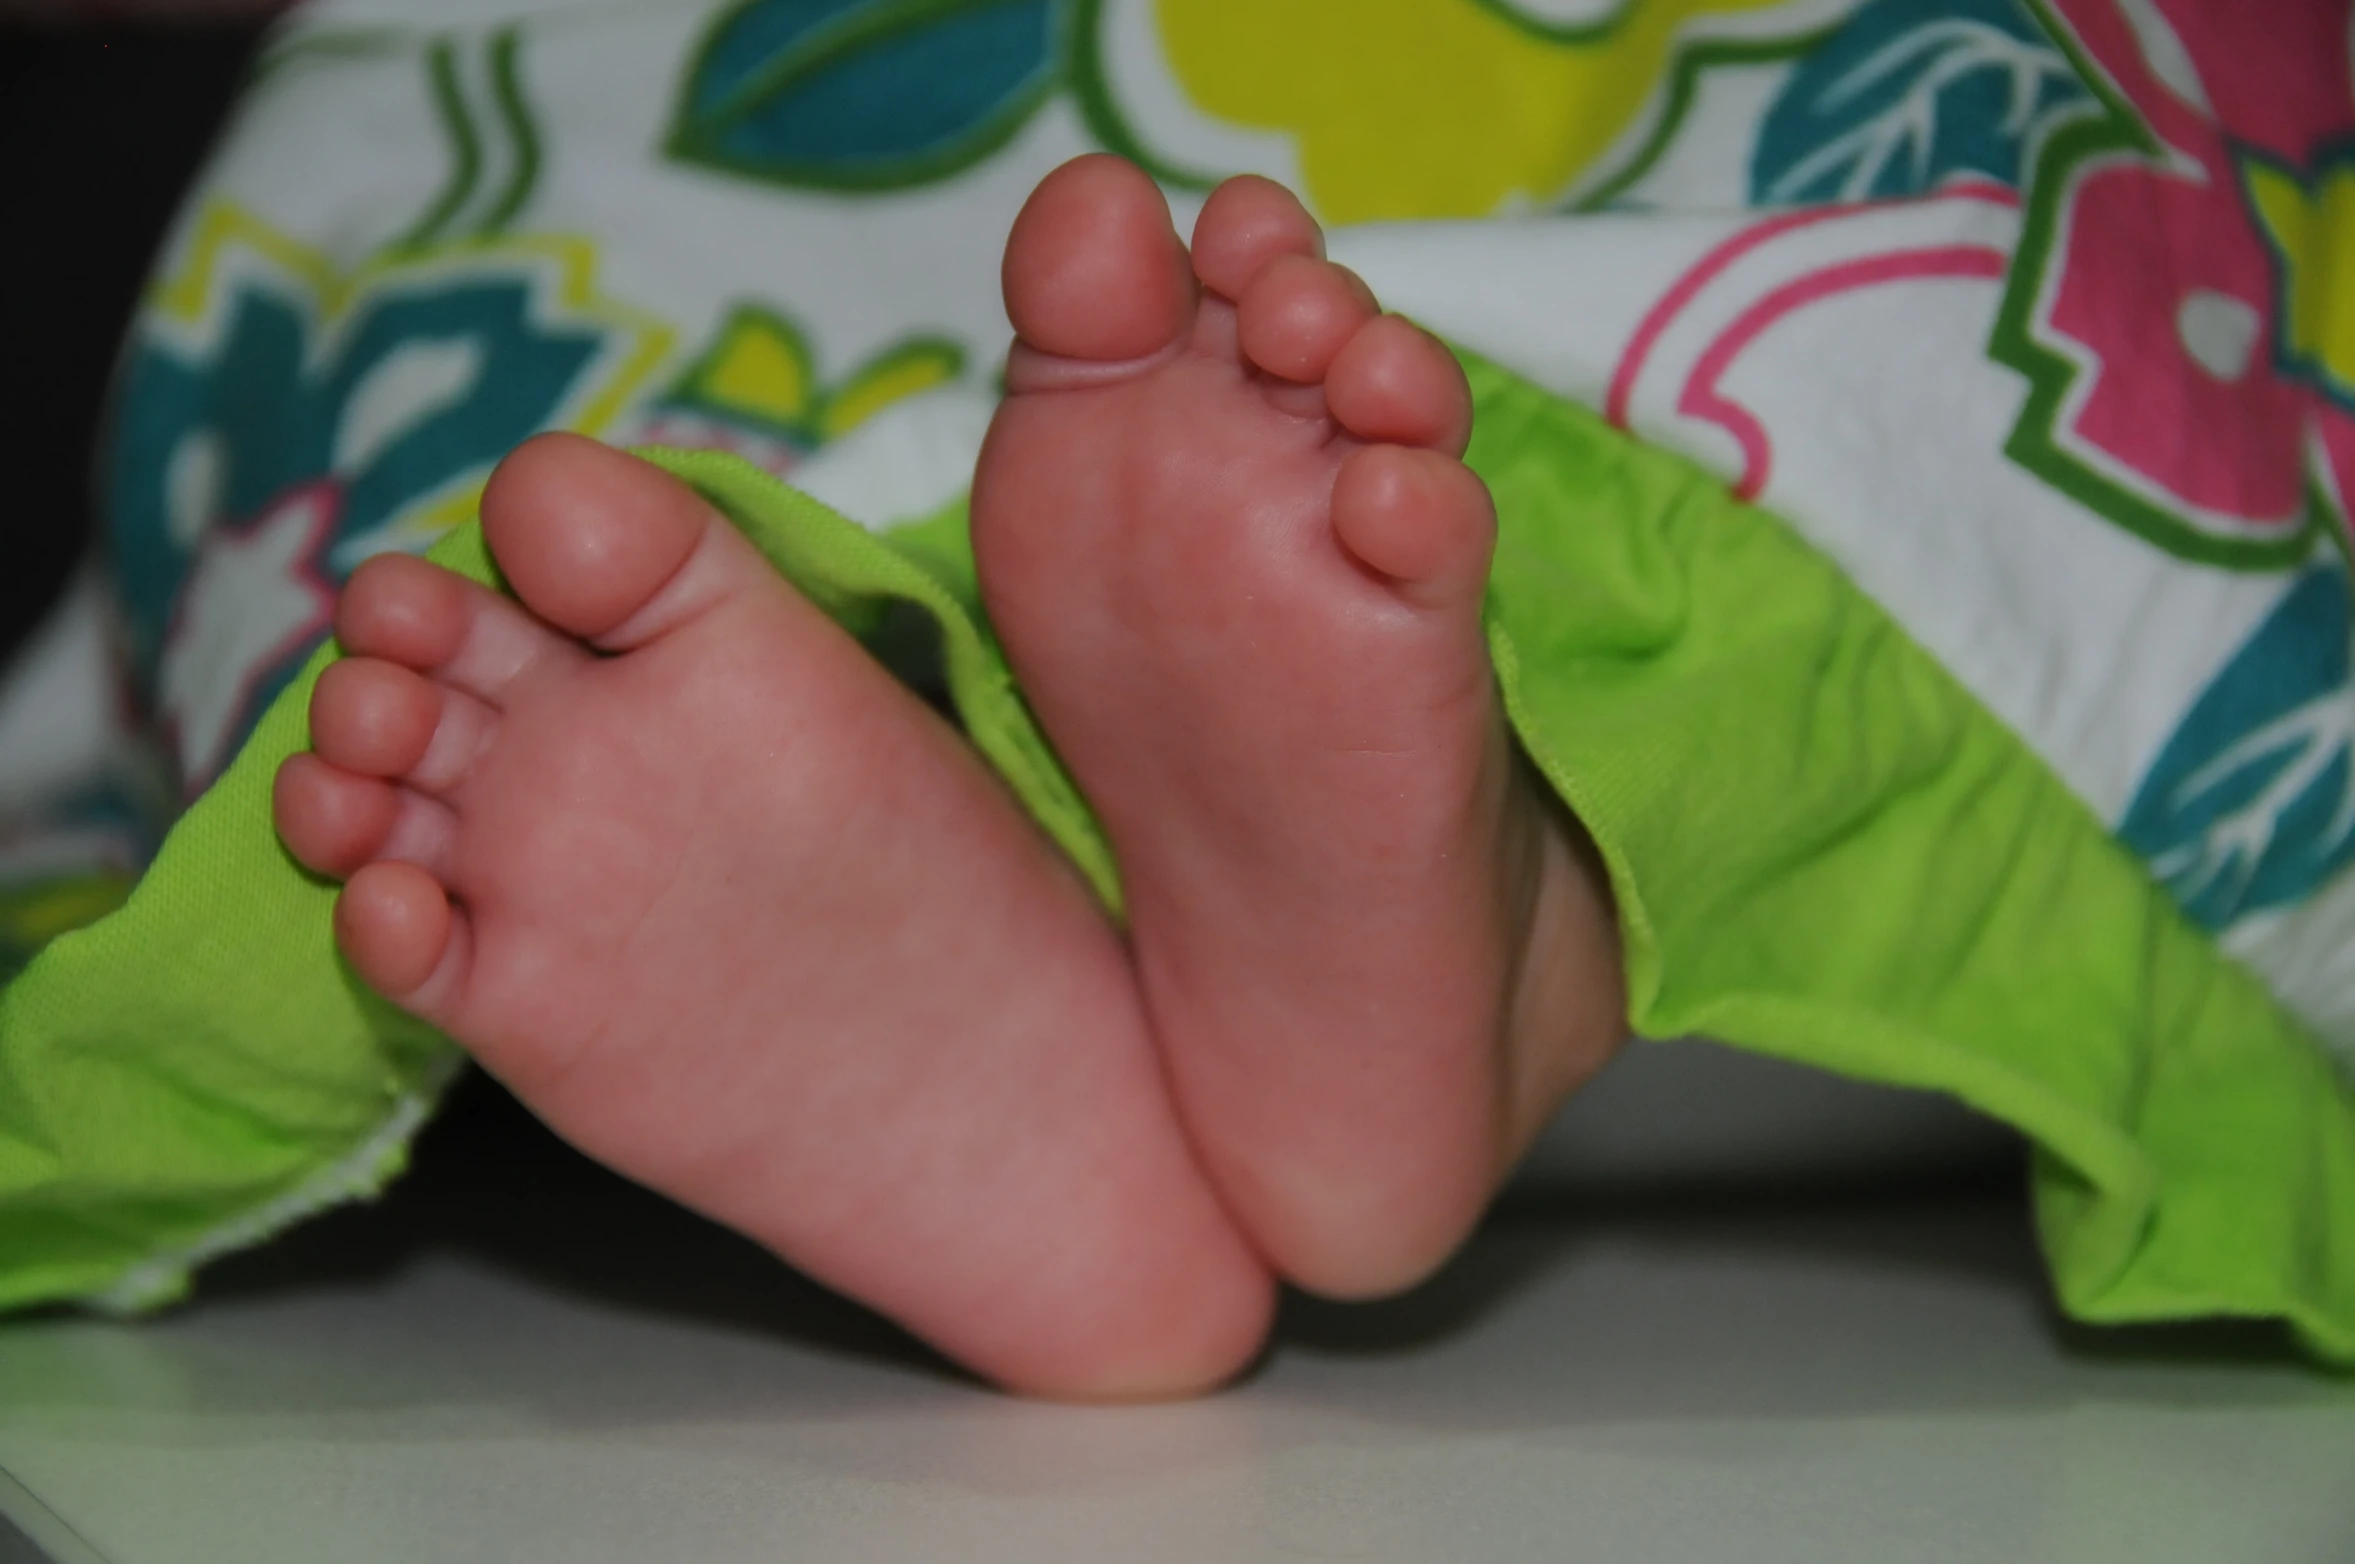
274 752 460 880
335 859 471 1017
1002 154 1194 377
1326 316 1474 455
1191 174 1325 300
1331 444 1497 607
1235 254 1379 384
481 432 789 650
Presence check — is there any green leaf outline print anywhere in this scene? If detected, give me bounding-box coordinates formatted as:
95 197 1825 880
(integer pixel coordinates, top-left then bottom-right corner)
391 27 548 254
666 0 1065 193
1748 0 2095 207
1570 20 1847 211
1464 0 1641 46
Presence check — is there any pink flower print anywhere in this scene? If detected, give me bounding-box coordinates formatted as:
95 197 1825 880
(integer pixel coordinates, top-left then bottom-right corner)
2001 0 2355 555
2044 148 2313 522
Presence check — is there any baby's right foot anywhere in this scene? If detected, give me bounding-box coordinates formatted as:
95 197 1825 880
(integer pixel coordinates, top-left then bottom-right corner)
272 434 1272 1399
974 159 1627 1298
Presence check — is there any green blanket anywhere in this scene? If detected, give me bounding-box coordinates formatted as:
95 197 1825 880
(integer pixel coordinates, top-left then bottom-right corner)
4 355 2349 1365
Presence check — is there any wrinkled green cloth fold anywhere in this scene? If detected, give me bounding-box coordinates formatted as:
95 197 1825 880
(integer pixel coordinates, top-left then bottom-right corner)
2 359 2349 1364
1461 358 2351 1358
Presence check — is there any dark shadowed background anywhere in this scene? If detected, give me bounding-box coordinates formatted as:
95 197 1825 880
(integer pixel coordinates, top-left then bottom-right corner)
0 22 267 668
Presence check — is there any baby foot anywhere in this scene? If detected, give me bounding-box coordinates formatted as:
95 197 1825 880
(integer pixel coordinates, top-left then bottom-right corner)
272 433 1272 1398
973 157 1626 1298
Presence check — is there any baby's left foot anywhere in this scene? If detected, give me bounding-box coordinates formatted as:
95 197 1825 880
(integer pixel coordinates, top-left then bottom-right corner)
973 158 1627 1297
272 435 1272 1398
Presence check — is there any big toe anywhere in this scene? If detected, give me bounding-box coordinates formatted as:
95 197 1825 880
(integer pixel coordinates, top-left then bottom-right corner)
1003 154 1194 365
479 433 759 650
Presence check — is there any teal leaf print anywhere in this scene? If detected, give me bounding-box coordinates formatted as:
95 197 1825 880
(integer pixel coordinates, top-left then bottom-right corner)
1749 0 2092 205
2120 562 2355 929
667 0 1061 191
109 276 604 784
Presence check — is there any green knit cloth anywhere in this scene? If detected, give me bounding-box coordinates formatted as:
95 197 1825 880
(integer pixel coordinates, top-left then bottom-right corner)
3 355 2349 1364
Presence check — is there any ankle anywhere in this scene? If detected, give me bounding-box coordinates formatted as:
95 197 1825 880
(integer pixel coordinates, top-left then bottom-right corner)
1499 775 1629 1169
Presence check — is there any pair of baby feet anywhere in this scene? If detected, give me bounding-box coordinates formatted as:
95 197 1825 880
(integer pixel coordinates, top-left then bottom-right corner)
271 156 1626 1399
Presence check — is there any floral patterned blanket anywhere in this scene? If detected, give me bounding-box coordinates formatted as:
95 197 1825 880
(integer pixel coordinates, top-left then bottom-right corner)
2 0 2350 1357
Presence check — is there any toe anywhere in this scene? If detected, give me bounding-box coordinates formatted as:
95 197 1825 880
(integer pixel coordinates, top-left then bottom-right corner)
310 658 441 778
1191 174 1325 301
275 752 400 875
338 551 578 705
336 859 471 1016
1326 317 1474 456
1235 254 1379 384
337 554 471 669
481 432 776 650
309 656 502 796
274 753 460 880
1002 154 1194 366
1330 445 1496 607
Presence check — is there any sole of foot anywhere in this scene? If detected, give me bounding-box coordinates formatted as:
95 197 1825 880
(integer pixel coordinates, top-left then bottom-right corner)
972 156 1626 1298
274 432 1274 1398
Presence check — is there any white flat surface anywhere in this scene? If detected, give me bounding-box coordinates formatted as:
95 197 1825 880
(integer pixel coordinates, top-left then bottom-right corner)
2 1086 2348 1564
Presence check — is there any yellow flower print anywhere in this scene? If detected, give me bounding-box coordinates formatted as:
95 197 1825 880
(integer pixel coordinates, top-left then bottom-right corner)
2241 151 2355 409
1152 0 1803 223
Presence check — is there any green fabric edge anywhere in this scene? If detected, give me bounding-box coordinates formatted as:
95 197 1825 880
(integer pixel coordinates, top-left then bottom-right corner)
0 447 1110 1315
1 367 2349 1363
1456 355 2352 1363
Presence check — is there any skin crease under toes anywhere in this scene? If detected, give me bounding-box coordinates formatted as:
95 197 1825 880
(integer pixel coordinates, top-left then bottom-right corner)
973 156 1629 1299
273 433 1275 1401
